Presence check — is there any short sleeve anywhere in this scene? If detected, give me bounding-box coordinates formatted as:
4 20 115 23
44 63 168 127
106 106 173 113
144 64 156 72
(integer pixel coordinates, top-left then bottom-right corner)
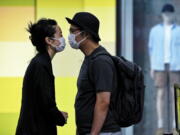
91 55 114 93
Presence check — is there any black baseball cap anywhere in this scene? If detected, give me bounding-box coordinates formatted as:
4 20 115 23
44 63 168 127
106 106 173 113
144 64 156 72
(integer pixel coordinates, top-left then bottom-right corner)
162 4 175 13
66 12 101 41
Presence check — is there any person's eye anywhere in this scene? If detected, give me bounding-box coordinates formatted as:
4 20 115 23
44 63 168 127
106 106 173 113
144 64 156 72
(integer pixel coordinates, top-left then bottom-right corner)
70 28 79 33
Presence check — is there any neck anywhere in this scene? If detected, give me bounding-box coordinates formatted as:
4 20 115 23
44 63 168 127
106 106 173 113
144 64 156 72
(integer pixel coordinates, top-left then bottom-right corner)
47 47 56 60
80 41 99 56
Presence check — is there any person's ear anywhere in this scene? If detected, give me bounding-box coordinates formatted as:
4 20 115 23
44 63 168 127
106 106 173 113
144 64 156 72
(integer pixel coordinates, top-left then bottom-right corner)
45 37 53 46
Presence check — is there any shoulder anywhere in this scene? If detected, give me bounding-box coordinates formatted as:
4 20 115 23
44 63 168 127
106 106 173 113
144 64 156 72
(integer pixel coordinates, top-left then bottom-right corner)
31 53 50 67
91 54 114 70
173 24 180 32
150 24 162 33
90 46 114 68
174 23 180 27
23 56 42 78
94 55 113 63
27 54 48 73
30 55 44 68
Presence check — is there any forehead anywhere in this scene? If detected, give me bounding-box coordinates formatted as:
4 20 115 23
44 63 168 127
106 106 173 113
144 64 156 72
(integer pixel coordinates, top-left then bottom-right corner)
55 25 62 32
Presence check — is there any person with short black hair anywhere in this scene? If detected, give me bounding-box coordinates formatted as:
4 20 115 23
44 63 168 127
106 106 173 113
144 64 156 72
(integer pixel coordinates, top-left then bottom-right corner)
66 12 121 135
16 18 68 135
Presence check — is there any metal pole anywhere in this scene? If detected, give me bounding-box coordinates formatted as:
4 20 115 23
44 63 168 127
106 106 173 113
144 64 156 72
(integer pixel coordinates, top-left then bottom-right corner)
120 0 134 134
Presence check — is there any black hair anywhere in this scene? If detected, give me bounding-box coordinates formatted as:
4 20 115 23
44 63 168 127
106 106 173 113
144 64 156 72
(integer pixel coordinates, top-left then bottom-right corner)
162 4 175 13
27 18 57 53
80 30 99 43
87 32 99 43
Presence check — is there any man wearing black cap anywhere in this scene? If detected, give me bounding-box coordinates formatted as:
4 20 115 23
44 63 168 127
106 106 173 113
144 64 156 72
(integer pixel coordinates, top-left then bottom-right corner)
148 4 180 135
66 12 121 135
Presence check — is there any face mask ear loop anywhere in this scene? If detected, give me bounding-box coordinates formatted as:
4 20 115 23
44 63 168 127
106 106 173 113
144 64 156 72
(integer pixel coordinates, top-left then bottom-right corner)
75 31 87 42
78 36 88 45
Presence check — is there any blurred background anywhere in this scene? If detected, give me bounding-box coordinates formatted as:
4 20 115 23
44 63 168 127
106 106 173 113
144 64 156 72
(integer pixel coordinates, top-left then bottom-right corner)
0 0 180 135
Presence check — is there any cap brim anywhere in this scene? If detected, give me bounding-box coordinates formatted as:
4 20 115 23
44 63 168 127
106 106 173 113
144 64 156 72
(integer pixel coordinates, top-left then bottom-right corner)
65 17 73 24
65 17 82 28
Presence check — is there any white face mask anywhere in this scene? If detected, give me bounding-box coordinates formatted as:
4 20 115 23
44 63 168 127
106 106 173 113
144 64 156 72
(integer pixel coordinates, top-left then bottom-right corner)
52 37 66 52
68 32 87 49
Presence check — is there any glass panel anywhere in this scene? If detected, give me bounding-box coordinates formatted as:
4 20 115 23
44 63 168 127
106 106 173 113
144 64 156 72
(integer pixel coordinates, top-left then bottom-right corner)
133 1 180 135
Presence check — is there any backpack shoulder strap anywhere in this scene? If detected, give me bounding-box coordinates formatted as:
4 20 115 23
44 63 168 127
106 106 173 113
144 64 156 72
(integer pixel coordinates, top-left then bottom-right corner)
87 51 112 87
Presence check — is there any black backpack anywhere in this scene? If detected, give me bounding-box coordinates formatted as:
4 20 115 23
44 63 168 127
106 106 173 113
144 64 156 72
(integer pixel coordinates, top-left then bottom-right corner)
88 52 145 127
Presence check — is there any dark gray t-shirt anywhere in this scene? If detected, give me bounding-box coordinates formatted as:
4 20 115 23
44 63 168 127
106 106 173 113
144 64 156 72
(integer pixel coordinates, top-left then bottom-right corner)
75 46 120 135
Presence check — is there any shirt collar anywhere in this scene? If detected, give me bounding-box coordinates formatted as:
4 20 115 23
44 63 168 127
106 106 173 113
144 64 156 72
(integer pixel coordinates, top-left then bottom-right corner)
160 23 176 29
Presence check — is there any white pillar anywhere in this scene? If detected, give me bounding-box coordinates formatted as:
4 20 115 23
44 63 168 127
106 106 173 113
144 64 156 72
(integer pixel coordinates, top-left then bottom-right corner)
121 0 133 61
121 0 134 134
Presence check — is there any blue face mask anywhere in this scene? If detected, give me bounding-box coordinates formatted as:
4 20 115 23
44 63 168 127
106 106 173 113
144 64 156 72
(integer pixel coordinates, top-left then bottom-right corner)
52 37 66 52
68 32 87 49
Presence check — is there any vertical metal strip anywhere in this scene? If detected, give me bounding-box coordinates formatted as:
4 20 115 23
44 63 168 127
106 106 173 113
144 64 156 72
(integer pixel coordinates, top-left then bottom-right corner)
116 0 122 56
120 0 134 134
121 0 133 61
